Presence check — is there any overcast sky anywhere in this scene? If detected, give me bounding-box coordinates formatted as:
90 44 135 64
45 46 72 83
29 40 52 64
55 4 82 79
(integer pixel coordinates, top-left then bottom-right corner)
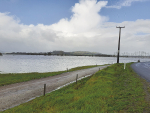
0 0 150 54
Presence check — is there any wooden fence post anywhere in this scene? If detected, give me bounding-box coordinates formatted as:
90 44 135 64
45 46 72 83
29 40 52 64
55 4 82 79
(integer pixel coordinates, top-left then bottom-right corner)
44 84 46 96
76 74 78 84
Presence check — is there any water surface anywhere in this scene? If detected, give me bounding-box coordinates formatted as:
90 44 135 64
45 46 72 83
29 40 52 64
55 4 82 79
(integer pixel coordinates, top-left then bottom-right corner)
0 55 149 73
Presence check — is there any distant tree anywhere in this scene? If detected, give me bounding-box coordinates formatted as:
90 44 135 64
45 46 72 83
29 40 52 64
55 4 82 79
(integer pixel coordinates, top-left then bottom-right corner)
0 52 2 56
47 52 51 55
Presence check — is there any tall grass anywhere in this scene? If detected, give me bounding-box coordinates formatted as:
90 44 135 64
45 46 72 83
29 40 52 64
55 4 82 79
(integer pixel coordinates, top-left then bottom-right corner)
2 63 149 113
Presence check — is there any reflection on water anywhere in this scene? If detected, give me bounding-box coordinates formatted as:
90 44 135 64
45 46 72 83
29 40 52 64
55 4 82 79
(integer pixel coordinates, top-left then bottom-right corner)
0 55 149 73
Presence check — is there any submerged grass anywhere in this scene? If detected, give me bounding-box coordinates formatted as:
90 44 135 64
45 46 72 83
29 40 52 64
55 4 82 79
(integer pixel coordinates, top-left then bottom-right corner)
0 65 101 86
2 63 150 113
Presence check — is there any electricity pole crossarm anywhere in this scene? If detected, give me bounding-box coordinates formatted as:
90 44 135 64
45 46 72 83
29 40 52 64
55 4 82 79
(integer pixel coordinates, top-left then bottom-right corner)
116 26 125 63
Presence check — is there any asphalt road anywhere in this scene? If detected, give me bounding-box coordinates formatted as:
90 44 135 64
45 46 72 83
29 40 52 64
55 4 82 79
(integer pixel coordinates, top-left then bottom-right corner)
0 65 109 111
131 62 150 82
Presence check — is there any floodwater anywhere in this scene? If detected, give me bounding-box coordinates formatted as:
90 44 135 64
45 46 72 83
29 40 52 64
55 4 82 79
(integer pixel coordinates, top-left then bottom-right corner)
0 55 149 73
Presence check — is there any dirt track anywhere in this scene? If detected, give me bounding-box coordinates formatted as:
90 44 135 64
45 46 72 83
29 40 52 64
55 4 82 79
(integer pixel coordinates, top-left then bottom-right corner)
0 65 109 111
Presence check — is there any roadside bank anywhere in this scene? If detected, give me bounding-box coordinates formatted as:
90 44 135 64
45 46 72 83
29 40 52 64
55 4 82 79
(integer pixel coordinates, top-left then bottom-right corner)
2 63 150 112
0 65 109 111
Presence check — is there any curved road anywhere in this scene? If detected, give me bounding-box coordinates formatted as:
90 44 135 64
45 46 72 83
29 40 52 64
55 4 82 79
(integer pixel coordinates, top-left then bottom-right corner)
131 62 150 82
0 65 109 111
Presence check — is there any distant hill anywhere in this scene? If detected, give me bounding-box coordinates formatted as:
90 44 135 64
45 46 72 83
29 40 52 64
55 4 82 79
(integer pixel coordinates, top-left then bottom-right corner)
70 51 101 56
5 51 112 57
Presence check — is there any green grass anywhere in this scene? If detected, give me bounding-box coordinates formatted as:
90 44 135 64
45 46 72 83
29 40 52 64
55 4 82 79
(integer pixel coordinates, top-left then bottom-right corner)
2 63 150 113
68 65 103 71
0 65 102 86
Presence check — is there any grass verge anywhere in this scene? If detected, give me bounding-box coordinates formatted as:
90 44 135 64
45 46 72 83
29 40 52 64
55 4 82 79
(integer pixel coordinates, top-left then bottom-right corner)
2 63 150 113
0 65 102 86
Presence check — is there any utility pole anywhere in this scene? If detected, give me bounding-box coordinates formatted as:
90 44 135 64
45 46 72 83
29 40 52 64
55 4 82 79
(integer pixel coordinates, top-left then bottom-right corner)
116 26 125 63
